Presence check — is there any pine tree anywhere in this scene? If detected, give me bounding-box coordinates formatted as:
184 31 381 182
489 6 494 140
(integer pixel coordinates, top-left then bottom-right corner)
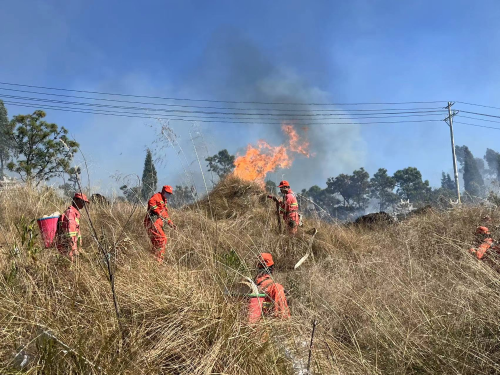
456 145 484 197
440 172 456 191
141 149 157 201
445 173 455 190
484 148 500 181
440 172 447 189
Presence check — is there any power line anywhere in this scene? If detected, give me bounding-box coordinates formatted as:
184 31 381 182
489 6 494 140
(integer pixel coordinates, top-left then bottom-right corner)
0 87 447 113
455 101 500 111
0 81 447 106
0 94 446 118
454 121 500 131
457 110 500 119
4 101 444 125
457 115 500 124
2 99 446 122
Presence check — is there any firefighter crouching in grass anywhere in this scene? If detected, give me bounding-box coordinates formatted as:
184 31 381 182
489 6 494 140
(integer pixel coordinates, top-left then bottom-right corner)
248 253 290 323
56 192 89 262
144 185 177 263
469 226 500 272
267 180 300 235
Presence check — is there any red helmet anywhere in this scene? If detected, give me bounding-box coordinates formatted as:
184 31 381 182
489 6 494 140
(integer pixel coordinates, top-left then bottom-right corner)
73 192 89 203
257 253 274 268
476 226 490 235
162 185 173 194
278 180 290 188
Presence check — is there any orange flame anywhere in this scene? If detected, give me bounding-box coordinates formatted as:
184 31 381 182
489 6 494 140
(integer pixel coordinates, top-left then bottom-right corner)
282 124 310 157
233 123 310 184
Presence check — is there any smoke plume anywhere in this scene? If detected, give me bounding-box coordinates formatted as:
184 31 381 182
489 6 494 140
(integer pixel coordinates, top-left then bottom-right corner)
180 29 366 190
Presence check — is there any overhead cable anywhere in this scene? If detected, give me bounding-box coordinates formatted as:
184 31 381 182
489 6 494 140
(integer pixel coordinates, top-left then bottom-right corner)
0 94 446 118
4 101 444 126
0 81 447 106
2 99 445 122
0 87 447 113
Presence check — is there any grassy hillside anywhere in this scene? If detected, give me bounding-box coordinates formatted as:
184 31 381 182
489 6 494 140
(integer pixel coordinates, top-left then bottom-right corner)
1 177 499 374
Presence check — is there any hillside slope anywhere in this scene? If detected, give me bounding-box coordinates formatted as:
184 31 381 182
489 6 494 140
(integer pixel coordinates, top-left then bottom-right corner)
1 179 499 374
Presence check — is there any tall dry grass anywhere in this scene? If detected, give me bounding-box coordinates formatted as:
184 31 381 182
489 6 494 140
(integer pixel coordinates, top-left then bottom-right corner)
0 178 499 374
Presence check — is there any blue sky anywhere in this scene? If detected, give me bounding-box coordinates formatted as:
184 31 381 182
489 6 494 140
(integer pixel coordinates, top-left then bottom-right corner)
1 0 500 195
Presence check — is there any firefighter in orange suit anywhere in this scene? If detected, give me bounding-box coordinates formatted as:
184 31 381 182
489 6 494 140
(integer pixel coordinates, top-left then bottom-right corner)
144 185 177 263
57 192 89 261
267 180 300 234
252 253 290 321
469 226 500 260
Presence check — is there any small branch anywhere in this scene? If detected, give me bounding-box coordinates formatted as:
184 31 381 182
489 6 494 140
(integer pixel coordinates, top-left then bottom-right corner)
307 319 318 374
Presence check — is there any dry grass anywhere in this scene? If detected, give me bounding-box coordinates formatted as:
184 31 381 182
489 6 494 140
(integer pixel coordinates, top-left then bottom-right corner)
1 179 500 374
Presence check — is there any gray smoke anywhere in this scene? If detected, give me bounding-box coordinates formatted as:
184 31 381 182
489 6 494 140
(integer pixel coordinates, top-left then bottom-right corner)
180 29 365 190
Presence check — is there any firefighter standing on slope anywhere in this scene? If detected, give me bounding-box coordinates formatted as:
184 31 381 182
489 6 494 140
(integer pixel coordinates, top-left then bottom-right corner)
144 185 177 263
250 253 290 322
56 192 89 262
267 180 300 234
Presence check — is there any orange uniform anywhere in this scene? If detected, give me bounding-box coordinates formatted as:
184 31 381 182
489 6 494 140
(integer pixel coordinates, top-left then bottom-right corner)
279 189 300 234
144 192 173 262
469 238 500 260
56 206 82 261
254 273 290 320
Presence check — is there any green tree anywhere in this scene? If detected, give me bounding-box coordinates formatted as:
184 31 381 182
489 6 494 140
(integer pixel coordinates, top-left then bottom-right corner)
300 185 340 218
456 145 484 197
206 149 235 178
0 100 13 179
6 110 79 186
326 168 370 210
302 185 322 199
484 148 500 181
326 174 353 207
141 149 158 201
393 167 431 203
350 168 370 209
371 168 398 211
308 185 340 212
440 172 456 191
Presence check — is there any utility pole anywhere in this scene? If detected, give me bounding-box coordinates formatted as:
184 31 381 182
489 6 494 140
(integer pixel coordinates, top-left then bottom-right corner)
445 102 461 203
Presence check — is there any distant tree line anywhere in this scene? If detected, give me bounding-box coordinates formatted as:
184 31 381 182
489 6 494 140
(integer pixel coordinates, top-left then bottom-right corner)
206 145 500 220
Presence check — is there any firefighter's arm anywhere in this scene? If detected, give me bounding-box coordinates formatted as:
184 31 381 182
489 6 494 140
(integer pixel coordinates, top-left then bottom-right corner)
267 195 279 203
162 208 177 230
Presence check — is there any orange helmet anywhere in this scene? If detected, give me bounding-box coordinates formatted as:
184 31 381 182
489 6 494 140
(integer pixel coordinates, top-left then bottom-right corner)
278 180 290 188
162 185 173 194
257 253 274 268
73 192 89 203
476 226 490 235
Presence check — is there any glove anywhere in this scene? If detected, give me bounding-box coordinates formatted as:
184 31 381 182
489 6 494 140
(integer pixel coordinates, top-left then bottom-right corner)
267 195 278 202
168 222 177 230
